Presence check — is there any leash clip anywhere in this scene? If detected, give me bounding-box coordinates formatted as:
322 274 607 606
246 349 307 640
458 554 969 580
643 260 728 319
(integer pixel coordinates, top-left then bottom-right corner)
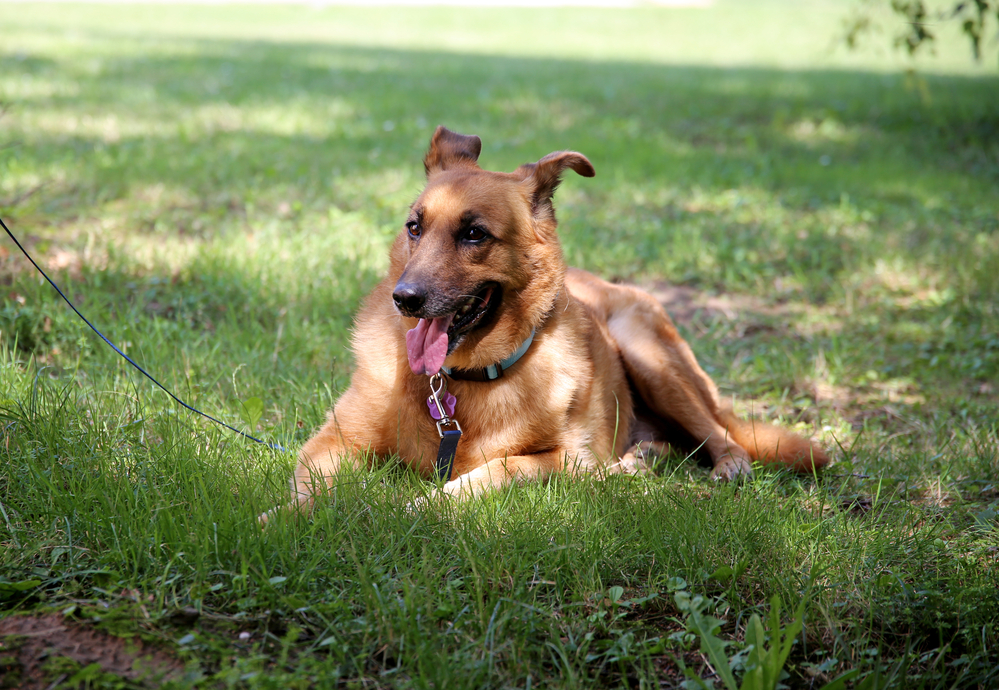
428 373 462 482
428 373 461 438
436 417 462 438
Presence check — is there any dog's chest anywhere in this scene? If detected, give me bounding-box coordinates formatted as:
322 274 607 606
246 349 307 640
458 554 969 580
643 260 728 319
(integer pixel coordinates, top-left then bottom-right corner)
396 376 571 474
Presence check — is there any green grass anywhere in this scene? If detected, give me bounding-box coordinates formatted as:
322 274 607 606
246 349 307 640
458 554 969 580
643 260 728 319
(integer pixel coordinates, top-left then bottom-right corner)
1 1 997 688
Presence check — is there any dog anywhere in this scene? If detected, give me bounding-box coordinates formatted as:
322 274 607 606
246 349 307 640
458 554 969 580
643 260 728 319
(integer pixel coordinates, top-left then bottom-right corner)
260 126 828 523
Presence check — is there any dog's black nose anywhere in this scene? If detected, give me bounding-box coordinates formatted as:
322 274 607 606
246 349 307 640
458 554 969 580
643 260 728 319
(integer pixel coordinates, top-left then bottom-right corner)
392 282 426 314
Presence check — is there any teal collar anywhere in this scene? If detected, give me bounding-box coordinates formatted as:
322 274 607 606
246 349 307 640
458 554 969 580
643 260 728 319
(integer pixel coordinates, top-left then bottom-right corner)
441 328 536 382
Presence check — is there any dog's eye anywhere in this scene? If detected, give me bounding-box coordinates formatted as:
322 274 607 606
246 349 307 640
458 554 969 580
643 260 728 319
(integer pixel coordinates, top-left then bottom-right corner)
406 221 421 239
461 226 489 243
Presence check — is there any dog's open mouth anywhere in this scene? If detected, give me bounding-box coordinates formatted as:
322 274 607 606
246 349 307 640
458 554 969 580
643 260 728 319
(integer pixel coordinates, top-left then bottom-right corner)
450 283 498 338
405 283 499 376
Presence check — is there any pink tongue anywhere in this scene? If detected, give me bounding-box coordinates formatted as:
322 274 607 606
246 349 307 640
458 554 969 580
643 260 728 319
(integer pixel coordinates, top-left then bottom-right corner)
405 314 454 375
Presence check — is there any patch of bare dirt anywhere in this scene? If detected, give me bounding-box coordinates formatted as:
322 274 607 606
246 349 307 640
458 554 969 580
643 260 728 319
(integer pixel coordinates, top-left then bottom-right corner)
0 612 184 689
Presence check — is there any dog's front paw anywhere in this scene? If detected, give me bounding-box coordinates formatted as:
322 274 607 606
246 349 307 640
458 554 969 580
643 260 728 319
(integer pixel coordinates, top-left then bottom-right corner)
257 495 315 527
405 488 454 514
710 454 753 482
405 494 430 514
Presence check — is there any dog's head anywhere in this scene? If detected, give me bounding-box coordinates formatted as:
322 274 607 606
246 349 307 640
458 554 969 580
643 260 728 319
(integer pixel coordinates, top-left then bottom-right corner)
391 126 594 376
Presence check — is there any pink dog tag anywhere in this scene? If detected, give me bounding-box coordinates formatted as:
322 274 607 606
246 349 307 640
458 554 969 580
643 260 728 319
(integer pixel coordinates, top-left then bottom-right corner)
427 390 456 420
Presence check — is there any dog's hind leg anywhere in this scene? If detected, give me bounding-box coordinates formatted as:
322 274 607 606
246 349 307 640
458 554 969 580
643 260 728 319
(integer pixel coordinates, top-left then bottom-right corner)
596 283 826 478
567 270 751 479
601 289 755 480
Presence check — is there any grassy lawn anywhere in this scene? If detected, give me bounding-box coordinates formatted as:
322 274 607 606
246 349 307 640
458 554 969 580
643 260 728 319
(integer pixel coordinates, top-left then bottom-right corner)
1 1 997 687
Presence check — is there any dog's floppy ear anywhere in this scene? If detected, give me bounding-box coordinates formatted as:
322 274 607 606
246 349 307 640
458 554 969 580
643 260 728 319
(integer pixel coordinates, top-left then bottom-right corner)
424 126 482 176
516 151 595 217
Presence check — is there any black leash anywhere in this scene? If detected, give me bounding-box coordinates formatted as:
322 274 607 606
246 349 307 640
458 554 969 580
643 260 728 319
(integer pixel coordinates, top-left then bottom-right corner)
0 213 285 452
426 373 460 482
435 428 461 482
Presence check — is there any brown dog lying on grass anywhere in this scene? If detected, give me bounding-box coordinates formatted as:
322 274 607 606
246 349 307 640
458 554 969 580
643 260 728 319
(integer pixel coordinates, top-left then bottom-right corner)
261 126 828 523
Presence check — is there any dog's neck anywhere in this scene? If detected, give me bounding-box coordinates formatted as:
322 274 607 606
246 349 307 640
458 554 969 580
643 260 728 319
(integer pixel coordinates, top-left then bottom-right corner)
441 328 536 382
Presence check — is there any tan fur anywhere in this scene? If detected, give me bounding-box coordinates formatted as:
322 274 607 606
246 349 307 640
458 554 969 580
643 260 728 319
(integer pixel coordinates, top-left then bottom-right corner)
260 127 828 524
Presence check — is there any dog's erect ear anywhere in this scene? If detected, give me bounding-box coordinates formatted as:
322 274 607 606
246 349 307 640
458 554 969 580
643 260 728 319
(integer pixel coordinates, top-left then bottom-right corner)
423 126 482 176
516 151 595 217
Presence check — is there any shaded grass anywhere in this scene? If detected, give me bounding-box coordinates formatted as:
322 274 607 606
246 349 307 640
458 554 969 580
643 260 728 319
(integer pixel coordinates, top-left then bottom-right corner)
1 1 998 688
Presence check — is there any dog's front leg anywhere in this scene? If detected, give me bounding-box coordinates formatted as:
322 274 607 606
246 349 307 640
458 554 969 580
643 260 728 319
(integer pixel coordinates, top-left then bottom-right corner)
259 387 384 526
440 450 570 499
259 441 356 526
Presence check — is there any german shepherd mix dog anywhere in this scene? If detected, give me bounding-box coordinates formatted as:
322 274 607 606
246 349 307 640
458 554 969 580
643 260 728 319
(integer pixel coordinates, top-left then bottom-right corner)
261 126 828 523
